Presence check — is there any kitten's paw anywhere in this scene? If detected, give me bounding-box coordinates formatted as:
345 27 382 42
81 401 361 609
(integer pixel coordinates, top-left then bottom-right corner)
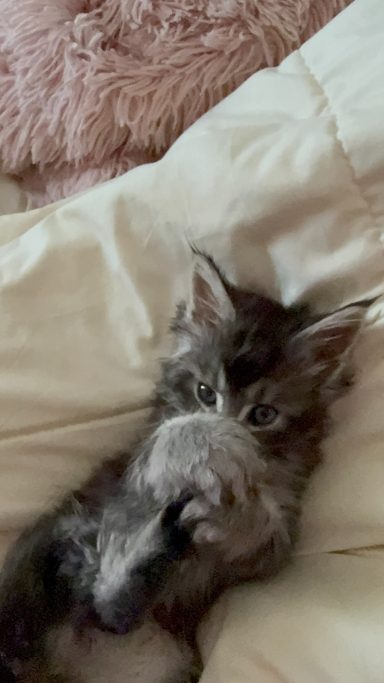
192 521 226 545
181 499 225 545
89 604 141 636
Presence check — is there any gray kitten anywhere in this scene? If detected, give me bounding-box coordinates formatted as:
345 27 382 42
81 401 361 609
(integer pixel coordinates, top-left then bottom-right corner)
0 253 368 683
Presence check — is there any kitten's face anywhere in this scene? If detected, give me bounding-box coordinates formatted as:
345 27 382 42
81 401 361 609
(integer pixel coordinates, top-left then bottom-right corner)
164 310 310 437
156 254 365 471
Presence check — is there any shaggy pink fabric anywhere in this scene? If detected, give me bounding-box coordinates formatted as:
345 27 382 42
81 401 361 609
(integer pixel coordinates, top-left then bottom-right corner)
0 0 352 208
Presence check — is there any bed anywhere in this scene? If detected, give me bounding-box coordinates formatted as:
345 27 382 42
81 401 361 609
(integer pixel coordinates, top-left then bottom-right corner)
0 0 383 680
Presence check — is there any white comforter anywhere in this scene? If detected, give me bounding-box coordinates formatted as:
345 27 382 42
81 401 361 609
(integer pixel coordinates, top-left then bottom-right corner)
0 0 383 680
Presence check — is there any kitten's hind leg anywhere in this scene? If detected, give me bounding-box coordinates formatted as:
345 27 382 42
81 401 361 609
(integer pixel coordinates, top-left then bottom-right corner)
0 501 98 680
93 495 193 635
0 510 69 675
0 659 15 682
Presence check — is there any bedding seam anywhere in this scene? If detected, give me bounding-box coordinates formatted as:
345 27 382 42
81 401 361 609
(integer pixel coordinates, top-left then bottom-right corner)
0 406 149 443
298 50 384 244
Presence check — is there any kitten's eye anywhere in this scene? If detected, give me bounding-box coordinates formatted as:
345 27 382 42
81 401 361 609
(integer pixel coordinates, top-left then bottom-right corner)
248 404 278 427
197 382 217 407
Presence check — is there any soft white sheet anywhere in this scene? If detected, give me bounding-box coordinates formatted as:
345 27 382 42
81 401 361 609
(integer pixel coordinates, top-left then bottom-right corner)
0 0 383 679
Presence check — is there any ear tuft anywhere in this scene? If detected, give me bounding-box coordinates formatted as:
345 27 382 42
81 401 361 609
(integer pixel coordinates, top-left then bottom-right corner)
186 254 235 326
288 302 368 390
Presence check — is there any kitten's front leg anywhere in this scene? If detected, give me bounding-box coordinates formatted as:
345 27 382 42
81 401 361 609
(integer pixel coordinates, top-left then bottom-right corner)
93 495 193 635
181 483 297 582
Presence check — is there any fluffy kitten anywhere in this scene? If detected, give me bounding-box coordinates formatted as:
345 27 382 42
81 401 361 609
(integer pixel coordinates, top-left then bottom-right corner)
0 253 368 683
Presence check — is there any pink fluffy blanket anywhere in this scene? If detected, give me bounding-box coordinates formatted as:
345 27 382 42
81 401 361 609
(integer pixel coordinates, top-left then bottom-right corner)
0 0 351 209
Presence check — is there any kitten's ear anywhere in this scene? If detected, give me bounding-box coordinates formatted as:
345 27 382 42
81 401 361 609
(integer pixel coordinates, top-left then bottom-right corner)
288 302 368 389
186 255 235 325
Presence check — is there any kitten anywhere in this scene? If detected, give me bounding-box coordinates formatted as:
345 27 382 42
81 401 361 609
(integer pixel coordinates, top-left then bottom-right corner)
0 253 369 683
